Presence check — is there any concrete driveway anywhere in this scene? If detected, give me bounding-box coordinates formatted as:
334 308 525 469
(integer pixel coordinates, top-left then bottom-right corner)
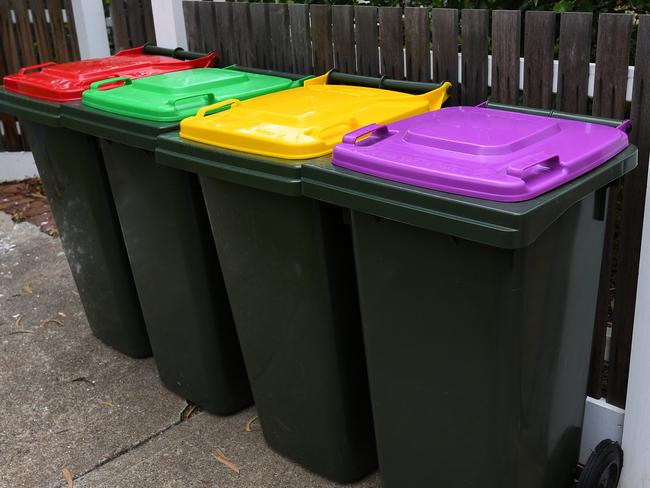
0 212 381 488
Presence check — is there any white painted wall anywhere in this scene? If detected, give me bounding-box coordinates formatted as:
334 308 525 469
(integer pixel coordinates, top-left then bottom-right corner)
69 0 110 59
0 152 38 183
151 0 188 50
579 397 625 465
619 153 650 488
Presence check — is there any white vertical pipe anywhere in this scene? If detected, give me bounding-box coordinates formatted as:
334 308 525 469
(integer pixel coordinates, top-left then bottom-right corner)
69 0 110 59
151 0 188 50
620 152 650 488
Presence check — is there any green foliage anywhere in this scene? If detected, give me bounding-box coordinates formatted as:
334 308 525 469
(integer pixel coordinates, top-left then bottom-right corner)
271 0 649 15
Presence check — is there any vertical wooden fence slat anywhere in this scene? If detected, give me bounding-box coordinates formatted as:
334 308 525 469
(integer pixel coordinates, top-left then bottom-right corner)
588 13 634 400
431 8 459 104
491 10 520 105
49 0 74 62
288 4 311 75
355 6 379 77
182 1 202 52
378 7 404 79
0 0 23 151
250 3 271 69
198 1 217 54
110 0 154 51
30 0 54 63
232 2 253 67
0 37 6 150
64 0 80 60
194 2 209 53
522 11 556 109
607 15 650 408
196 1 212 53
213 2 233 66
404 7 430 82
0 115 21 151
11 0 38 67
126 1 146 47
111 0 131 51
268 3 291 72
593 14 633 119
556 12 592 114
0 7 8 77
332 5 355 73
0 0 20 74
311 5 333 75
461 9 489 105
141 0 157 46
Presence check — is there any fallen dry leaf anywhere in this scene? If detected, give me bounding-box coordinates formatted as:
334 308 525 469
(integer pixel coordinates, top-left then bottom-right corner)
212 448 240 476
62 466 73 488
180 402 200 421
14 315 22 328
71 377 95 387
99 401 114 408
245 416 259 432
41 318 64 327
23 285 32 294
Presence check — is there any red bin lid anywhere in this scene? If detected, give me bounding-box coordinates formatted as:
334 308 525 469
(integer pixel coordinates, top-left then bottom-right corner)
2 46 216 103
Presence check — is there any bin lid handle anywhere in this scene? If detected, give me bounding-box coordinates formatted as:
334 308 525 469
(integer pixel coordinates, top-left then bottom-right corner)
168 93 217 110
506 155 563 180
89 77 133 91
342 123 391 146
617 119 632 133
18 62 57 75
195 99 241 118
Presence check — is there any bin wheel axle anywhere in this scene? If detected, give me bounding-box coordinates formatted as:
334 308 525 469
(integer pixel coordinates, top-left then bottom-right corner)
577 439 623 488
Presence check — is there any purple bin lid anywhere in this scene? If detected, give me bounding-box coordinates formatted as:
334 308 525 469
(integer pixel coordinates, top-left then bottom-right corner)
332 106 630 202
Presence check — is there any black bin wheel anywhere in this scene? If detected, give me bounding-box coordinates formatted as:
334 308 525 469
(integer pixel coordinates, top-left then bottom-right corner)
577 439 624 488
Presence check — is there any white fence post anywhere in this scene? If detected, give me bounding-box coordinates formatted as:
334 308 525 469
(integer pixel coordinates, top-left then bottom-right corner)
620 154 650 488
69 0 110 59
151 0 188 50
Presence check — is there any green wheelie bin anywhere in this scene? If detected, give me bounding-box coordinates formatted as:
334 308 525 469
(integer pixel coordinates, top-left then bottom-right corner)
155 72 450 481
0 45 214 357
300 103 638 488
58 66 311 414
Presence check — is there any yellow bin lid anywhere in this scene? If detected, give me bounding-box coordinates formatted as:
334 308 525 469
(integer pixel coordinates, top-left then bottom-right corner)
179 73 451 160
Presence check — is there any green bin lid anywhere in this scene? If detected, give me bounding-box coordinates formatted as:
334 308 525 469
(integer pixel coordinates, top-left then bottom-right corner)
81 67 307 122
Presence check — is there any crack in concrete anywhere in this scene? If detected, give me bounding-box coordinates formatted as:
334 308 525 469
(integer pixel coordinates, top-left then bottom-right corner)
61 416 187 487
60 401 205 487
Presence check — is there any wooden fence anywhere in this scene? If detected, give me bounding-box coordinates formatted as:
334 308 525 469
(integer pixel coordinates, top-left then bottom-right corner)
109 0 156 52
0 0 79 151
183 1 650 409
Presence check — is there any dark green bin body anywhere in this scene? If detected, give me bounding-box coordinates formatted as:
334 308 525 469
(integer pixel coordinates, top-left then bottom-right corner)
0 89 150 357
302 135 637 488
156 133 377 482
59 103 252 414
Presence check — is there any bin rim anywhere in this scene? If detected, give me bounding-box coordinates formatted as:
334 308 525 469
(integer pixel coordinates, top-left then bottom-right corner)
60 102 177 151
155 131 307 197
301 143 637 249
0 87 61 127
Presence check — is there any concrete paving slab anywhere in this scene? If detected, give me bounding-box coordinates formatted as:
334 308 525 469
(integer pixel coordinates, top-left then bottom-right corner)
74 409 382 488
0 213 187 488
